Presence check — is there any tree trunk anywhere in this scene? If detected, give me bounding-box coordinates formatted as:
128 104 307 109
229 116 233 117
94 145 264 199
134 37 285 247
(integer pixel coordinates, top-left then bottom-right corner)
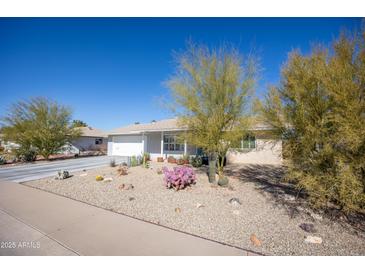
208 153 217 183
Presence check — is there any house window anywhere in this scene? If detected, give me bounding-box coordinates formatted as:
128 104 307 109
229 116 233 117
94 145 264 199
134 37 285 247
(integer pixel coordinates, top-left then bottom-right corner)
95 138 103 145
163 134 184 152
241 135 256 149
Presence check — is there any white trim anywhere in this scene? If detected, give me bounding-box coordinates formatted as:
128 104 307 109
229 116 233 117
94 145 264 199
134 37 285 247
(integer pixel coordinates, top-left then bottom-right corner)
160 131 164 156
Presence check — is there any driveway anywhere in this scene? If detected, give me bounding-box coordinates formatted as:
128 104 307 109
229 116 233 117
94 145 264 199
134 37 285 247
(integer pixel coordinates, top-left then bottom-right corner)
0 183 250 255
0 156 128 183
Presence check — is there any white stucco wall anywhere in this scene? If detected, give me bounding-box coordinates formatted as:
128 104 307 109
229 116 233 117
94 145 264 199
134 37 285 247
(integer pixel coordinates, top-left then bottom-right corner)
226 139 282 165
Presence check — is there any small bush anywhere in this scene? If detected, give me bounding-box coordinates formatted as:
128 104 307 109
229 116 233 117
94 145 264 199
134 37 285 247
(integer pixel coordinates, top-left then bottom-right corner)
109 159 116 167
162 166 196 190
0 155 6 165
142 152 150 161
142 153 150 168
176 158 185 165
130 156 138 167
190 155 203 167
15 146 37 162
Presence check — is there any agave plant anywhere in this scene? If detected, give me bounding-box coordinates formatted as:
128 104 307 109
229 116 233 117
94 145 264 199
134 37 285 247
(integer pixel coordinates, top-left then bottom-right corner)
162 166 196 190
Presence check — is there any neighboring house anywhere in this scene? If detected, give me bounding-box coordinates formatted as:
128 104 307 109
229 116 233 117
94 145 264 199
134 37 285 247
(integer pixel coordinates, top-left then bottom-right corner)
68 127 107 154
107 118 282 165
0 134 20 152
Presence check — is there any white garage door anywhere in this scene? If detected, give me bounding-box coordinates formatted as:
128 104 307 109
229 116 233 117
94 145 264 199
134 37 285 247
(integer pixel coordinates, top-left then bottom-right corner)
112 135 143 156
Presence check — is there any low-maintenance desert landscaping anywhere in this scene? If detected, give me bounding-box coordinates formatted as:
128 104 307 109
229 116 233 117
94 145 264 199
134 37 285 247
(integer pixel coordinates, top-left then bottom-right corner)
24 161 365 256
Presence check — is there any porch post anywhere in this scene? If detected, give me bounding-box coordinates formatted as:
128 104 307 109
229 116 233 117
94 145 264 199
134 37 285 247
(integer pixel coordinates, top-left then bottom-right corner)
160 131 164 156
184 139 187 155
142 133 145 154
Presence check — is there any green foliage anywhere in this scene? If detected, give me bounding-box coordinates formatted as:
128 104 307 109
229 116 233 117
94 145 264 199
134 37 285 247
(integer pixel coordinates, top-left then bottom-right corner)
256 31 365 212
0 155 5 165
190 155 203 167
15 145 37 162
130 155 138 167
1 97 80 160
71 120 88 128
142 153 150 168
167 42 256 182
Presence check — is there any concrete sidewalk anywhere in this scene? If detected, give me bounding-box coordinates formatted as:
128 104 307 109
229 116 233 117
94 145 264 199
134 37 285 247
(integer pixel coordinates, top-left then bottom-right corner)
0 182 251 255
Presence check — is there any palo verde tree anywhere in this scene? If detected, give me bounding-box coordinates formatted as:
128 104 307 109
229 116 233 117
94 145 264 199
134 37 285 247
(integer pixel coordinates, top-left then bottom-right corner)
1 97 81 160
256 31 365 212
167 43 256 183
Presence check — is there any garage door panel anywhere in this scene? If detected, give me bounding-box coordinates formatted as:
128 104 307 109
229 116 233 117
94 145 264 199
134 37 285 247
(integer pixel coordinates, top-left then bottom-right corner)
112 135 143 156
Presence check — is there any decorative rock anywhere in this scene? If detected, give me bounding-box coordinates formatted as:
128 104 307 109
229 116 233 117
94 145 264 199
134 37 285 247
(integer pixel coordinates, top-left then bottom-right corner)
299 223 317 233
282 194 295 201
128 197 135 201
229 198 242 206
103 177 113 183
175 207 181 213
250 234 262 247
232 210 240 215
304 236 323 244
310 212 323 221
95 175 104 181
79 173 88 177
196 203 204 208
119 183 134 190
125 184 134 190
57 170 70 180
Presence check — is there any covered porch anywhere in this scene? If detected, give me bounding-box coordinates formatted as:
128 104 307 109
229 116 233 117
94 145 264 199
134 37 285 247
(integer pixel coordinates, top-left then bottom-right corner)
144 131 196 160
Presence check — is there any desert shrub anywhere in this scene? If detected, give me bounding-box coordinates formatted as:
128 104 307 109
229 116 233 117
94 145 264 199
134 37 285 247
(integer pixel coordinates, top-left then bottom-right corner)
142 152 150 161
0 155 6 165
130 156 138 167
162 166 196 190
256 31 365 212
141 153 150 168
190 155 203 168
15 146 37 162
109 159 116 167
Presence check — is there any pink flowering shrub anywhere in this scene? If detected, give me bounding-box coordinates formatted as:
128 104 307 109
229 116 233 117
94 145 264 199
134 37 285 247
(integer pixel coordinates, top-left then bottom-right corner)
162 166 196 190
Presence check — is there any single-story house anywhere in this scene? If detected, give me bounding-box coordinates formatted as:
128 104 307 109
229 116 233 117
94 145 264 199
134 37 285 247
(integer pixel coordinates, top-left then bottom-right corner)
107 118 282 165
0 134 20 152
67 127 108 154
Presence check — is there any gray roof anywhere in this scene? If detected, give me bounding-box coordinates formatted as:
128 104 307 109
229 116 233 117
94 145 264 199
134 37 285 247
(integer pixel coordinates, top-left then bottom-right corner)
76 127 107 138
108 119 184 135
108 118 273 136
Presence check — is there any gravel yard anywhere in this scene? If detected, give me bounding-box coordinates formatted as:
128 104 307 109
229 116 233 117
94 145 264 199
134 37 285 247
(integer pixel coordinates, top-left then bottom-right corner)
24 162 365 255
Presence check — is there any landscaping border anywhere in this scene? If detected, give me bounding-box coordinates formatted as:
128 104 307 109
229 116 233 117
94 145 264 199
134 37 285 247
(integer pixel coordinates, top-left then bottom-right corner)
21 182 265 256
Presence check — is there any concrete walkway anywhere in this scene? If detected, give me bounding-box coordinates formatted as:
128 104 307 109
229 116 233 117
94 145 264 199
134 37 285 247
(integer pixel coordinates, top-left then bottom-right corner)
0 182 251 255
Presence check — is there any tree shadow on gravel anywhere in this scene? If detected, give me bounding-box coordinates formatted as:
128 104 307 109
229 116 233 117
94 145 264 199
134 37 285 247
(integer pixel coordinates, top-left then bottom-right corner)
224 164 365 234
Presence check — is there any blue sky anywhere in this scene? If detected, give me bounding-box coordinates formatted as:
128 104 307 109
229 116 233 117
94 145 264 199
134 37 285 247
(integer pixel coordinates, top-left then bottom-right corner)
0 18 362 130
